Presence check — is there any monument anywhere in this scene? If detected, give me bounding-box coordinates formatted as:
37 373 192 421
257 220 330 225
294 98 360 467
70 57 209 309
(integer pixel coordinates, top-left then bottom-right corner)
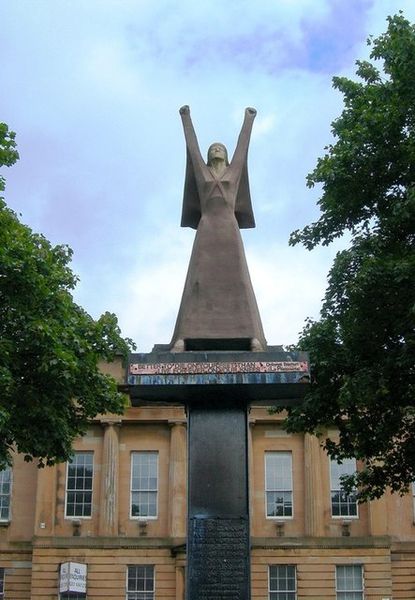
127 107 309 600
171 105 266 353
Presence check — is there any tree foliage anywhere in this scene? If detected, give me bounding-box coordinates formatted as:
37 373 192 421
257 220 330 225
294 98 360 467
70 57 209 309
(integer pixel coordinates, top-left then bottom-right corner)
286 13 415 500
0 123 134 469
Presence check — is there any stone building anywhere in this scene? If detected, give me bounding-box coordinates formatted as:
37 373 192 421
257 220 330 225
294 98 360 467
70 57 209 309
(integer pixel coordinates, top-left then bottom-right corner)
1 361 415 599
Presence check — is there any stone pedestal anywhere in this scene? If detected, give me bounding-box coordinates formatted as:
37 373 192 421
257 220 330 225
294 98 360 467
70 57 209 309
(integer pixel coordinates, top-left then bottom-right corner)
187 403 250 600
127 349 309 600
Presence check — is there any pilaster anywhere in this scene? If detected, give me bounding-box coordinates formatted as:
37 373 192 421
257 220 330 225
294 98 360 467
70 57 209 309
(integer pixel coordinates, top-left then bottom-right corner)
168 420 187 539
34 464 57 535
304 433 325 537
368 495 388 536
99 418 121 536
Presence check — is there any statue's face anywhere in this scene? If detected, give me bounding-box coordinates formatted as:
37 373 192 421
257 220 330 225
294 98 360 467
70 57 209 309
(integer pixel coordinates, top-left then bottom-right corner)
208 143 228 164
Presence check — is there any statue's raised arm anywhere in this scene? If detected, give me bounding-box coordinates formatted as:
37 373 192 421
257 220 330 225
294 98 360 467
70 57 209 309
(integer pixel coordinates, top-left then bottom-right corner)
180 105 206 229
231 107 257 169
180 105 205 171
232 108 256 228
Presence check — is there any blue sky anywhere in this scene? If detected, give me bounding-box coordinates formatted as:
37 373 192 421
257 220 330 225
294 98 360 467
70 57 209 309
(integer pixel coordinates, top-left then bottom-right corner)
1 0 414 351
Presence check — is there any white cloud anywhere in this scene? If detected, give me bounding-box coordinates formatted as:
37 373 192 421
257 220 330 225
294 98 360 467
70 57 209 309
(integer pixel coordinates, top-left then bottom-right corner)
252 114 277 139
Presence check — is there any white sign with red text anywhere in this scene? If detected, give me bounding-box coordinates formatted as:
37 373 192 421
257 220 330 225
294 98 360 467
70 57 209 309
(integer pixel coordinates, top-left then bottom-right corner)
59 562 87 593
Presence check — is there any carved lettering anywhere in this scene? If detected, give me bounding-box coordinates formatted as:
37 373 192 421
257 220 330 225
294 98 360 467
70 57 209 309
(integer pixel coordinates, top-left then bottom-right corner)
187 518 249 600
129 360 309 375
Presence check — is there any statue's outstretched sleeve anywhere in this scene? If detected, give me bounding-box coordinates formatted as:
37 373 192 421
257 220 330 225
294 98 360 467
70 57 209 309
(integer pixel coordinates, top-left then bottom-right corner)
180 106 204 229
232 108 256 229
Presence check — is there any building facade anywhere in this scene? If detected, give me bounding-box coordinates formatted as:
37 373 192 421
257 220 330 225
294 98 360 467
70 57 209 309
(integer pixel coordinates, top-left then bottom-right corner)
0 360 415 599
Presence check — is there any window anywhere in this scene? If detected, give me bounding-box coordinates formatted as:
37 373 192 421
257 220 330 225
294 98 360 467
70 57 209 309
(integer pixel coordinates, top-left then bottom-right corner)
127 565 154 600
0 567 4 599
0 467 11 521
412 482 415 518
330 458 358 518
336 565 364 600
265 452 293 518
65 452 93 518
269 565 296 600
131 452 158 518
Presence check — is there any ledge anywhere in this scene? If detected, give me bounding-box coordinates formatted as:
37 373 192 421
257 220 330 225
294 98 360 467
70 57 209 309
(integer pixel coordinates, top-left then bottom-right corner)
390 541 415 554
251 536 392 550
0 541 33 552
32 535 186 550
29 535 394 551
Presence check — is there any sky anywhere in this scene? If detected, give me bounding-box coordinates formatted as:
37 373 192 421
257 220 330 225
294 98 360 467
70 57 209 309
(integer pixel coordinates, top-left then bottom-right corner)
1 0 414 352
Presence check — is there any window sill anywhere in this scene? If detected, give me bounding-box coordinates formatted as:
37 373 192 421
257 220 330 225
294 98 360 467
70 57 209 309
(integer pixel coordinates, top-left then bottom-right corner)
0 521 10 528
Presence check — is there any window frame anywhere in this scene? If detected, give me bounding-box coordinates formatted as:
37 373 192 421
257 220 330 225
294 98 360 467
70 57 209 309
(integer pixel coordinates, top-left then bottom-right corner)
126 564 155 600
64 451 94 519
268 564 297 600
335 564 364 600
412 482 415 521
130 452 159 520
264 451 294 519
0 467 12 522
330 458 359 519
0 567 4 600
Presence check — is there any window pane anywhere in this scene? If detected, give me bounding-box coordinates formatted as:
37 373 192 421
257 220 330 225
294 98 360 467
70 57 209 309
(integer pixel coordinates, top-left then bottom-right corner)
330 459 356 488
330 459 358 518
0 467 12 521
127 565 154 600
266 492 292 517
269 565 296 600
336 565 363 600
265 453 293 518
131 453 158 518
65 452 93 518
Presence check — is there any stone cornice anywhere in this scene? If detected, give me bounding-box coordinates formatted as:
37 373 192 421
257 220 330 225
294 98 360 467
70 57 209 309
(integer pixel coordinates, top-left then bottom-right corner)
28 535 395 552
32 535 186 550
251 535 392 549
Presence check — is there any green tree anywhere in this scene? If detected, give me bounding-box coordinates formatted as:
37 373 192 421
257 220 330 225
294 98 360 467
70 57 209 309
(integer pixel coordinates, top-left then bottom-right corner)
0 123 134 469
286 13 415 500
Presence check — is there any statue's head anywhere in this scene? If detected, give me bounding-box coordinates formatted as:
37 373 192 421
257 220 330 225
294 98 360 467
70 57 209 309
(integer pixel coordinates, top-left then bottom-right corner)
207 143 229 166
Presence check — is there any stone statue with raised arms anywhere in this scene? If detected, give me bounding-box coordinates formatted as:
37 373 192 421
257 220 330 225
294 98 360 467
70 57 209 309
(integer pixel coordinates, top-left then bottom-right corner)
170 106 267 352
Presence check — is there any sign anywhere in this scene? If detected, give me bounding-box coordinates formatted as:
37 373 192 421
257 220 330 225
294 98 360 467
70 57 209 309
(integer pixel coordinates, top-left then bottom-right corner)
129 360 309 376
59 562 87 594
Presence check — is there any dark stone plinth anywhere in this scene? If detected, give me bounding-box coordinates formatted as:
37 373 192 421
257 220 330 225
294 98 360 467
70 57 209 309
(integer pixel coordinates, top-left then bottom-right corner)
124 349 309 600
187 403 250 600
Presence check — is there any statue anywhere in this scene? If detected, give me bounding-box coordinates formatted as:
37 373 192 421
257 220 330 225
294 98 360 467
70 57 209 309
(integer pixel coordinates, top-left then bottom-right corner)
170 106 267 352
